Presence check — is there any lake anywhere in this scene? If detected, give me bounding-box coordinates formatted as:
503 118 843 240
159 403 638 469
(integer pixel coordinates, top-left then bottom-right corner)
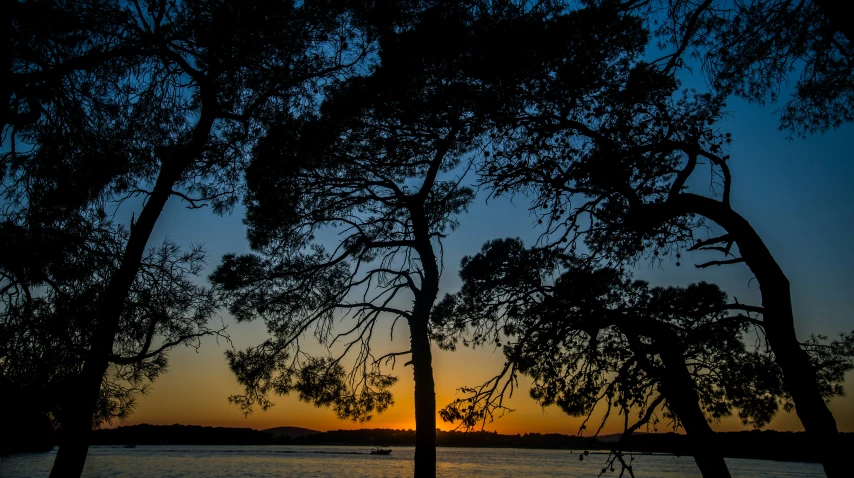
0 445 826 477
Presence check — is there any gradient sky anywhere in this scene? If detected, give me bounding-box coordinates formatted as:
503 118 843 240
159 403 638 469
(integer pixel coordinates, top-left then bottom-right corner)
117 78 854 437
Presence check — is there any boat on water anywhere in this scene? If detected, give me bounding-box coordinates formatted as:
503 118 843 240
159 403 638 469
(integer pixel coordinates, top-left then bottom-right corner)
123 444 137 449
370 447 392 455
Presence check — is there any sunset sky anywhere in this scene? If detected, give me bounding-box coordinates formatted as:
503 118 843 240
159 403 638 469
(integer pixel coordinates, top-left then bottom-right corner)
118 85 854 437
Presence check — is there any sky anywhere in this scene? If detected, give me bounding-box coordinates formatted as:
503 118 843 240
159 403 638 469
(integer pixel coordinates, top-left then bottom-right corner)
112 83 854 437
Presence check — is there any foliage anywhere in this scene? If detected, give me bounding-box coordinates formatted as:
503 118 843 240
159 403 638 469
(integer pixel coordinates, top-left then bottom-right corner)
432 238 797 435
456 3 737 265
210 1 505 419
0 210 221 427
620 0 854 134
470 5 852 476
5 0 366 219
3 0 366 441
476 26 743 286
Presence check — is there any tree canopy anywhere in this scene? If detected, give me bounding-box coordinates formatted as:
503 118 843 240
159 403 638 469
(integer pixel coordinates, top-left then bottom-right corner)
433 238 853 476
432 238 798 476
621 0 854 134
4 0 366 476
0 213 220 426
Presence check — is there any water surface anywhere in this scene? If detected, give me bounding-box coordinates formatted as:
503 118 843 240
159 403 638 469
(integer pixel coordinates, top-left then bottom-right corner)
0 445 825 477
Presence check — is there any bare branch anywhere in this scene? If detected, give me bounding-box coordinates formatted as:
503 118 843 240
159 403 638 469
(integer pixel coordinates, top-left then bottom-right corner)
695 257 745 268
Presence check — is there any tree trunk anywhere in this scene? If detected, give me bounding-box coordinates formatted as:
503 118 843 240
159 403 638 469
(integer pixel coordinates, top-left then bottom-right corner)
3 0 16 130
49 165 177 478
656 342 731 477
637 193 844 477
624 328 731 478
663 394 731 477
48 95 215 476
752 272 845 478
409 202 440 477
409 317 437 478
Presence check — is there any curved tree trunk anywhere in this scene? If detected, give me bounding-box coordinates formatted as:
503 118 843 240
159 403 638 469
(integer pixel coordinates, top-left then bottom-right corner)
49 164 178 478
409 202 440 478
623 328 731 478
658 381 731 477
656 343 731 477
50 105 215 477
636 193 844 478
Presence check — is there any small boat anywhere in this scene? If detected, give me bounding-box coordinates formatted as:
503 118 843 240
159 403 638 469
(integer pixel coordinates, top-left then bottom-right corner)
123 444 137 449
370 447 392 455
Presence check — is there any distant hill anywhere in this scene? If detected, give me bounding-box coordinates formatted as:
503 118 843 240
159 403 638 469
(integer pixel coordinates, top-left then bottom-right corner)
262 426 321 439
90 424 276 446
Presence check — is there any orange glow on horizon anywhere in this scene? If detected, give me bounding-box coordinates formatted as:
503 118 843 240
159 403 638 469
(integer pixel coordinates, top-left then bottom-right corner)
119 336 854 436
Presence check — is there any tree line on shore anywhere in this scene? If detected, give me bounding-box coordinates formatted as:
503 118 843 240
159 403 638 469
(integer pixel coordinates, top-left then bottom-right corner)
9 420 854 465
86 424 854 464
3 0 854 477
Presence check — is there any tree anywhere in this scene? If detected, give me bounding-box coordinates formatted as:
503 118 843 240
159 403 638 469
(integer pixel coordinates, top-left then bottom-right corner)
475 15 853 471
624 0 854 134
211 3 658 475
4 0 145 131
432 238 817 477
211 10 487 478
0 211 220 436
3 1 363 475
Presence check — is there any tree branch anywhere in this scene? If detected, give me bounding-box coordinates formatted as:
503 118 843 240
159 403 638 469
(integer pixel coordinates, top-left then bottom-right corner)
695 257 744 268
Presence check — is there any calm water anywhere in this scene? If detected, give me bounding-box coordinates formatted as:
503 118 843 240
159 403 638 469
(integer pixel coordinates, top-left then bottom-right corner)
0 445 825 477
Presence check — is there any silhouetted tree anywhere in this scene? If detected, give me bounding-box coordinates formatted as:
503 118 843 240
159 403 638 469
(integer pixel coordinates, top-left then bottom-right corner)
212 11 485 478
475 19 853 471
432 238 819 477
210 3 655 475
4 0 147 131
0 211 219 431
606 0 854 134
3 1 364 475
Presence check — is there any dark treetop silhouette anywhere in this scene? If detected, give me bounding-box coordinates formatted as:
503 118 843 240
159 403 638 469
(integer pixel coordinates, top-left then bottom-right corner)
4 0 147 131
632 2 854 472
4 0 365 476
615 0 854 135
432 238 853 477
